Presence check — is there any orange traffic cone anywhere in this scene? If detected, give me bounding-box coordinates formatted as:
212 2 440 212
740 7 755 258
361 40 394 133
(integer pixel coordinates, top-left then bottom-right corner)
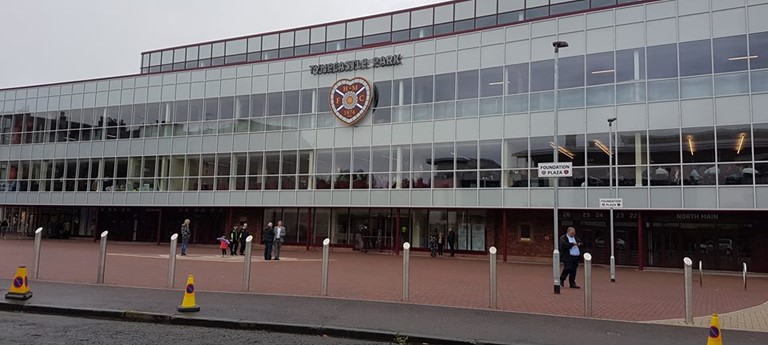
707 313 723 345
5 266 32 300
177 274 200 312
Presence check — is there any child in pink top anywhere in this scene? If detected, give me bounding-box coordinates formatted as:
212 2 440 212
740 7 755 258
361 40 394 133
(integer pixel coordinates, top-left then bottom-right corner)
216 236 230 257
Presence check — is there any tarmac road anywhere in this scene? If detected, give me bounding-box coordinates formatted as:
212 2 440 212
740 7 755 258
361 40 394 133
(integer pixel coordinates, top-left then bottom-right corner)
0 311 386 345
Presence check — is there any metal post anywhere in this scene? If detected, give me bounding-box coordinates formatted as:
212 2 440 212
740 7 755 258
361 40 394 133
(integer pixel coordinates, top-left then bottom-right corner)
608 118 616 283
321 238 330 296
402 242 410 302
243 235 253 291
489 246 497 309
743 262 747 290
168 233 178 288
97 231 108 284
698 260 703 288
584 253 593 317
32 227 43 279
684 257 693 324
552 41 568 295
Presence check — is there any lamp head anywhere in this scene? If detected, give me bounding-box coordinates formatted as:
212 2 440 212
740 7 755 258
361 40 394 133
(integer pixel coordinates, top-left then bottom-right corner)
607 117 617 124
552 41 569 52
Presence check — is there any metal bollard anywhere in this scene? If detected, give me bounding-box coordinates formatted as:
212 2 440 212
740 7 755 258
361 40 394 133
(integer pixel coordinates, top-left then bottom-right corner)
243 235 253 291
489 246 497 309
97 231 109 284
168 233 178 288
402 242 410 302
683 257 693 324
743 262 747 290
321 238 330 296
583 253 593 317
32 227 43 279
698 260 703 287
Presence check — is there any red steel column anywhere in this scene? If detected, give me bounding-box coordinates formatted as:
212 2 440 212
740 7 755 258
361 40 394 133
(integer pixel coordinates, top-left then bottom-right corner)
395 208 401 255
502 209 508 262
155 208 163 245
637 211 644 271
306 207 312 250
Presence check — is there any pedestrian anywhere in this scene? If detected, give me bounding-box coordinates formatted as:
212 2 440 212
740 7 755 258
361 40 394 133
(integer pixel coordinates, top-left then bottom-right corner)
447 228 456 257
262 222 274 260
180 219 191 256
0 218 8 239
437 230 444 256
273 220 285 260
429 228 438 258
238 223 249 255
559 227 582 289
356 224 367 253
229 225 240 255
216 235 229 257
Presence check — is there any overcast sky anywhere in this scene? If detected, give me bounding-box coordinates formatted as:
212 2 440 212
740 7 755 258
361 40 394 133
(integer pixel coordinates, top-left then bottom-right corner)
0 0 445 90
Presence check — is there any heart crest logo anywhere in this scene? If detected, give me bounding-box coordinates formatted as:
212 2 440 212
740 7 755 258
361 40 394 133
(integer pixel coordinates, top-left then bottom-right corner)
329 77 373 126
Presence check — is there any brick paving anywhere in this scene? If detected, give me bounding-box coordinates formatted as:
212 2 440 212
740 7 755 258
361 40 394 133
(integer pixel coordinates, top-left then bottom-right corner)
1 238 766 329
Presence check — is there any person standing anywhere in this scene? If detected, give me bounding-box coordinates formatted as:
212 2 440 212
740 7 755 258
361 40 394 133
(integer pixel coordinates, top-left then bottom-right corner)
273 220 285 260
437 230 445 256
180 219 191 256
559 227 582 289
262 222 274 260
229 225 240 255
0 218 8 239
238 223 249 255
447 228 456 257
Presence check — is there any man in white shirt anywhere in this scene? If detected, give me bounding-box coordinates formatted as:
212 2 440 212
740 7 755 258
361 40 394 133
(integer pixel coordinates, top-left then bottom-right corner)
273 220 285 260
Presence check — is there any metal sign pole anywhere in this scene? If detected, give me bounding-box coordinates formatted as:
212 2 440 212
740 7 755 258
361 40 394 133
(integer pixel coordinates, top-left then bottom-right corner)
32 227 43 279
97 231 109 284
168 233 178 288
243 235 253 291
608 118 616 283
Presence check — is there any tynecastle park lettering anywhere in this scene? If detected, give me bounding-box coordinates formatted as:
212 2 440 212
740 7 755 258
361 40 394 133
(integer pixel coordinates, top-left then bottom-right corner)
310 54 403 75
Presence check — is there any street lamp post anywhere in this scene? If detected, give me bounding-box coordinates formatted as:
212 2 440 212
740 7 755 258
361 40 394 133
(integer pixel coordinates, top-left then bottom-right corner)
552 40 568 295
608 117 617 283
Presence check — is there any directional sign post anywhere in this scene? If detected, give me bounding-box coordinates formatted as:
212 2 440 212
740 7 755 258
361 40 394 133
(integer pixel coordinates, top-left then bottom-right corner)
537 162 573 178
599 198 623 209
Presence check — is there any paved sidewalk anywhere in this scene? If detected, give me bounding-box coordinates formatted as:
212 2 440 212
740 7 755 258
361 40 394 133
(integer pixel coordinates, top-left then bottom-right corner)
1 280 767 345
649 302 768 332
1 239 767 328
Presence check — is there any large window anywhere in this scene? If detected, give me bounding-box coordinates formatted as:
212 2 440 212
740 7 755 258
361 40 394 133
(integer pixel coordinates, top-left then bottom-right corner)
647 44 678 79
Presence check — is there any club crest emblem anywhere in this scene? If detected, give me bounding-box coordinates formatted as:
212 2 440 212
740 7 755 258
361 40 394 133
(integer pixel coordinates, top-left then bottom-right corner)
329 78 374 126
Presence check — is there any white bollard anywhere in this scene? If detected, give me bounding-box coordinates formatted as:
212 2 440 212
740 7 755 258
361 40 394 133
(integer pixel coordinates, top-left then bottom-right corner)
683 257 693 324
489 246 497 309
402 242 410 302
168 233 178 288
32 227 43 279
321 238 330 296
584 253 593 317
243 235 253 291
743 262 748 290
97 231 109 284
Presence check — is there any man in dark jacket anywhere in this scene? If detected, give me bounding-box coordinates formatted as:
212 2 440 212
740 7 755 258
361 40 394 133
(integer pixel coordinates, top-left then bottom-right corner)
558 227 582 289
229 226 240 255
262 222 274 260
238 223 250 255
447 228 457 257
